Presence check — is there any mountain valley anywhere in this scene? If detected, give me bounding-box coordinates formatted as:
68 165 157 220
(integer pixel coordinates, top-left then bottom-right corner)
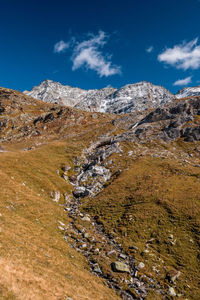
0 86 199 299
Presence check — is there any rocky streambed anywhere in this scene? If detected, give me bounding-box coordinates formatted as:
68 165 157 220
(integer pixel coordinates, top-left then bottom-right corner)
56 134 168 299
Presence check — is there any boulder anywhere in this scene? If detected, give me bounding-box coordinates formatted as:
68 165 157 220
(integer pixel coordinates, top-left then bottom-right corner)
73 186 89 198
111 261 130 273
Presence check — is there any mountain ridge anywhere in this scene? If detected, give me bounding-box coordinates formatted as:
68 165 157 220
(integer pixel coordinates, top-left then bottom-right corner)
24 80 174 114
175 85 200 99
24 79 200 115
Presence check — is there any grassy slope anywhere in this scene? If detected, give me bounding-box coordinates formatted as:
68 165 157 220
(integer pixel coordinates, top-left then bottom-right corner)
82 141 200 299
0 87 120 300
0 140 121 300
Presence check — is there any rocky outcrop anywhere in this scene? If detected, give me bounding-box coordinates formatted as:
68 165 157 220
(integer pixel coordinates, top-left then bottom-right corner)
116 97 200 143
104 81 174 114
74 87 117 112
175 85 200 99
68 136 122 199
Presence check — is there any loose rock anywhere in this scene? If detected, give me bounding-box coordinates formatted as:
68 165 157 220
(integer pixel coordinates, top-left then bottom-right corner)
82 216 91 222
51 191 61 202
111 261 130 273
167 270 181 283
137 262 145 270
168 287 176 297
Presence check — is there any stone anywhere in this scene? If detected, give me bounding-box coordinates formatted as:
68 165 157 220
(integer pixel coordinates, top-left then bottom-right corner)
142 249 149 255
107 250 116 256
51 191 60 202
63 175 68 181
82 216 90 222
119 253 127 260
74 166 81 172
168 287 176 297
93 263 101 273
73 186 89 198
137 262 145 270
94 248 100 255
111 261 130 273
58 226 65 231
168 234 174 239
81 243 87 249
170 239 176 246
78 227 86 233
58 220 65 227
167 270 181 283
83 232 89 239
64 193 71 202
61 165 71 172
91 113 98 119
129 245 138 251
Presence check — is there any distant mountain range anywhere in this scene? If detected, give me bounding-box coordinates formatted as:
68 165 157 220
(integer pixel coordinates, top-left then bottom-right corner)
24 79 200 114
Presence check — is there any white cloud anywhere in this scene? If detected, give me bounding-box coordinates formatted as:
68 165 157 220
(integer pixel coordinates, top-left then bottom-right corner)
146 46 154 53
173 76 192 86
71 31 121 77
54 40 70 53
158 38 200 70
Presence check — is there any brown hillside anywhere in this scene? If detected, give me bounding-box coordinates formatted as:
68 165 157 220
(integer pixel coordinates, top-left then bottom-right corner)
0 87 199 299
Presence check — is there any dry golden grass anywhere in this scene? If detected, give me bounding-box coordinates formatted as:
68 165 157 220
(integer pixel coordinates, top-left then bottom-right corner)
0 142 119 300
82 144 200 299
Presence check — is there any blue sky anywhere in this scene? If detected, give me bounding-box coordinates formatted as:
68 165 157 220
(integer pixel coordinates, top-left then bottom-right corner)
0 0 200 93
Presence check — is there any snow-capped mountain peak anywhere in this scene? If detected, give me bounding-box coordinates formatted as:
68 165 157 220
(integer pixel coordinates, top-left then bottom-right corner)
24 79 174 114
175 85 200 99
103 81 174 114
25 79 88 107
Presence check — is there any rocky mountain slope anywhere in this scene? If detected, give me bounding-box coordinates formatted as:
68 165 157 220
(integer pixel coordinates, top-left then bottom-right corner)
175 85 200 99
0 87 200 299
100 81 174 114
24 79 116 111
24 79 88 106
24 80 174 114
